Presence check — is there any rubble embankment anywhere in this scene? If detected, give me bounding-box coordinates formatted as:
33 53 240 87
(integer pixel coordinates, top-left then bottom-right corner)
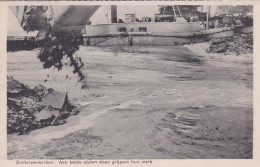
7 76 79 135
207 33 253 55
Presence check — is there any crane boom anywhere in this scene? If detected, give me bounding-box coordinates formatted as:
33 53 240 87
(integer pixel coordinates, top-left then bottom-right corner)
9 6 100 33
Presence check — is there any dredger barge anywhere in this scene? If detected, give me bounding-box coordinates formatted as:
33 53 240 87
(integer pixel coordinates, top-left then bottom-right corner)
9 5 253 47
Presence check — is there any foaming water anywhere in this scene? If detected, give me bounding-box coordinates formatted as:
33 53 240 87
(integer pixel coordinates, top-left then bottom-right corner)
9 99 144 149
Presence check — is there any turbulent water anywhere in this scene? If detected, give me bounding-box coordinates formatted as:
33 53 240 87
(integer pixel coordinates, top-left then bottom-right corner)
7 45 253 159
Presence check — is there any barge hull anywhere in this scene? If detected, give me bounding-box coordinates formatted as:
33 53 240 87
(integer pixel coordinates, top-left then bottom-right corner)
83 28 239 46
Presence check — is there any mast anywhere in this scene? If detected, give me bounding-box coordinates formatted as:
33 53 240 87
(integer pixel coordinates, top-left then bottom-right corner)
206 5 209 30
111 5 117 23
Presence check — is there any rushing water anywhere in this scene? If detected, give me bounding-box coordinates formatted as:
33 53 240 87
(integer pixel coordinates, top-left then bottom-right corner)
7 45 253 159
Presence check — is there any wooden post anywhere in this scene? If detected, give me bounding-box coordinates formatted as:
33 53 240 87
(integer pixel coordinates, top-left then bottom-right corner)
87 37 90 46
129 35 133 46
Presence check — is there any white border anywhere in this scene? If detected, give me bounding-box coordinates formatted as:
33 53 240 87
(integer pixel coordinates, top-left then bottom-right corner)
0 1 259 167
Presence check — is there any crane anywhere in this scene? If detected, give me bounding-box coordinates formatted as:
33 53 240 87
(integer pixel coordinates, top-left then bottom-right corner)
9 6 100 33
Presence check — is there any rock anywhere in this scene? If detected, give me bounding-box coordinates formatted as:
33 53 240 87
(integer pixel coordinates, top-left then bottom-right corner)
7 76 29 97
34 85 48 97
19 98 46 115
53 119 66 126
207 33 253 55
7 76 78 135
34 109 59 121
19 110 25 115
210 38 226 45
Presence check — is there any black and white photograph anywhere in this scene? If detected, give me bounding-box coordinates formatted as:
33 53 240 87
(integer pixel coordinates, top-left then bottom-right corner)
4 2 254 161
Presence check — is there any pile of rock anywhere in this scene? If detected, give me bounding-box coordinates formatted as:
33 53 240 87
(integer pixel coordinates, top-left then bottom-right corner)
207 33 253 55
7 76 79 135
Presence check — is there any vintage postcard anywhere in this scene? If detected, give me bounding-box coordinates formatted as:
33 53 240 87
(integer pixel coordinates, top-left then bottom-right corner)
0 0 259 167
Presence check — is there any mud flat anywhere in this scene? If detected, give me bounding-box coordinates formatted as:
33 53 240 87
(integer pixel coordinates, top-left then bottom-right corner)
7 45 252 159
